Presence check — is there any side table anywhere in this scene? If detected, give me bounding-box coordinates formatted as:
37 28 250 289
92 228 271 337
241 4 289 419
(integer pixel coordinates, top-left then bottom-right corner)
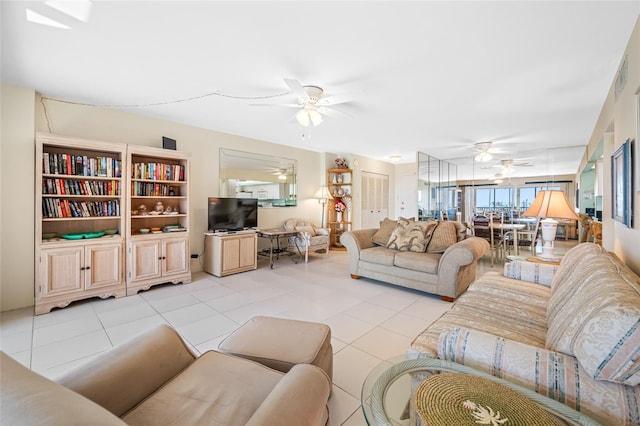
361 356 598 426
256 228 301 268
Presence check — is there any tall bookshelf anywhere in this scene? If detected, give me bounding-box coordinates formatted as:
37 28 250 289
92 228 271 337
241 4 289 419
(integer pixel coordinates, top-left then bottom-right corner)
126 145 191 295
35 133 127 315
327 168 353 250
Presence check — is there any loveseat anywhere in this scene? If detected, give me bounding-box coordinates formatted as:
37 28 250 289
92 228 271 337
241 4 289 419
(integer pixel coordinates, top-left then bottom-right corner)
1 324 331 425
283 218 330 263
409 242 640 425
340 218 490 301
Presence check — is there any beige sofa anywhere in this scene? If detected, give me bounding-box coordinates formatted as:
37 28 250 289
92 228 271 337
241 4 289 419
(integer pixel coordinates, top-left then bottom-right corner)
1 324 331 425
340 224 489 301
409 243 640 425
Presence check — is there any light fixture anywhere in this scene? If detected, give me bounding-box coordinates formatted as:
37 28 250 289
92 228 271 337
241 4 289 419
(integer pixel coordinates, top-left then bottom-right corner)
474 141 493 162
389 155 402 162
314 186 333 228
278 174 287 180
523 190 580 261
475 151 492 162
296 106 323 127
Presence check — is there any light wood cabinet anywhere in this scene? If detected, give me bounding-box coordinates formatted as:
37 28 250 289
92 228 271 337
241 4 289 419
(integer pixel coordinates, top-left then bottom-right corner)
127 235 190 294
37 238 125 314
35 133 126 315
327 168 353 250
204 232 257 277
126 145 191 295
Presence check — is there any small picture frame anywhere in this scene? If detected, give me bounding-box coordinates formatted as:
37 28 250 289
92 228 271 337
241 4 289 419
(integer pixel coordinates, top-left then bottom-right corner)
611 138 633 228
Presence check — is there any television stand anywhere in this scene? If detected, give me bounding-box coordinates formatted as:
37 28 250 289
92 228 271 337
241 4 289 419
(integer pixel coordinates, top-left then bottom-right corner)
203 232 257 277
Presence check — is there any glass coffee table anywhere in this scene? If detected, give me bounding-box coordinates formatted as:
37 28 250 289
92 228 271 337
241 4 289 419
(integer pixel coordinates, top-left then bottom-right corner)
361 355 599 426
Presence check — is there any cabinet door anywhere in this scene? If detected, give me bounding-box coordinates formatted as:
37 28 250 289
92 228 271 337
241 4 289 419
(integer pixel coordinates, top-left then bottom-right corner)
163 237 189 276
130 240 162 282
220 237 241 273
238 235 257 269
85 242 122 290
39 247 83 298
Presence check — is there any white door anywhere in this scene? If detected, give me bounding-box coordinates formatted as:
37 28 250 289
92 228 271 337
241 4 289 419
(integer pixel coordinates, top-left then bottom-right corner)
361 171 389 228
396 173 418 220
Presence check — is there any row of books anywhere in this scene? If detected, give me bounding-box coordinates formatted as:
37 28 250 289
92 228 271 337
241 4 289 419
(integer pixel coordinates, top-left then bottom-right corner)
43 179 120 196
43 152 122 177
131 182 177 197
132 162 185 181
42 199 121 219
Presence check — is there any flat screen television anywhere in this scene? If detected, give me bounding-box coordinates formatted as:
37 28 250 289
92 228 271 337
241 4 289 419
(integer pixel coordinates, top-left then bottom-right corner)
207 197 258 232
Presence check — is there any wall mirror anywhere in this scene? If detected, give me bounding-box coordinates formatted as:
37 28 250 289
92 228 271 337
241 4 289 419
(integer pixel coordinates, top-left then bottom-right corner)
219 148 297 207
418 152 458 220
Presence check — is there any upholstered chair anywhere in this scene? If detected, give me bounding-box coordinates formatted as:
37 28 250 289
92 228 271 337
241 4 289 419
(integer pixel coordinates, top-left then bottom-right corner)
283 218 330 263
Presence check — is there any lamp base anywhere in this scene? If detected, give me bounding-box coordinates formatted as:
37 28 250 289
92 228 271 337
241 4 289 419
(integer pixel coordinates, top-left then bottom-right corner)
537 218 559 261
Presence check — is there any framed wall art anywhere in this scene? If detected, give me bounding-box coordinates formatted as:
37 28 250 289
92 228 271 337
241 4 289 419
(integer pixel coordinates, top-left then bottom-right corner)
611 138 633 228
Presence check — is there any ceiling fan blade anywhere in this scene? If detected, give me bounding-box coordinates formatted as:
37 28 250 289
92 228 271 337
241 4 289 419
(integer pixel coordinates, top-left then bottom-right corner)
249 103 301 108
283 78 309 102
318 106 353 118
317 93 356 106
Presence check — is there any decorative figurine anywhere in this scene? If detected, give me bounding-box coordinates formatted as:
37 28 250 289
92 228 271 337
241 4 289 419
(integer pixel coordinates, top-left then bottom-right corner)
138 204 148 215
154 201 164 213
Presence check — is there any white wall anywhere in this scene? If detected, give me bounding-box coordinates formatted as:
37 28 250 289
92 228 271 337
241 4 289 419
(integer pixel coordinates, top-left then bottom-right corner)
577 16 640 275
1 85 36 311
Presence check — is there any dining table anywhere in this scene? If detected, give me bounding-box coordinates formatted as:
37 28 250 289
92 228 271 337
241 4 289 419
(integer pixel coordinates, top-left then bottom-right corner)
490 222 527 256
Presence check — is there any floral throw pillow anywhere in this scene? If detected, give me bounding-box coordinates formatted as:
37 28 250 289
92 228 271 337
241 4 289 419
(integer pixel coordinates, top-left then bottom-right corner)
387 219 434 252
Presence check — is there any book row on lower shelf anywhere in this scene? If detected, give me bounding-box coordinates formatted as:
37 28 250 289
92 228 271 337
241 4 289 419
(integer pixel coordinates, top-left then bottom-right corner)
43 178 120 196
42 199 121 218
131 181 179 197
43 152 121 177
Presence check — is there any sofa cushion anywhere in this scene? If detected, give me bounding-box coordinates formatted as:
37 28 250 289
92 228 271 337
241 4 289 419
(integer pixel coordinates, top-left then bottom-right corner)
123 351 284 425
427 221 459 253
0 352 126 426
360 246 397 266
394 251 440 274
371 218 397 246
545 243 640 386
453 221 469 241
409 271 550 357
437 328 639 426
387 219 434 252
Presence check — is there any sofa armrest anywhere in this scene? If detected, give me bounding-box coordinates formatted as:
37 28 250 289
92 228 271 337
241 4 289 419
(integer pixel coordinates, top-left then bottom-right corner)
246 364 331 426
437 237 489 287
57 325 196 417
503 260 557 287
340 229 377 253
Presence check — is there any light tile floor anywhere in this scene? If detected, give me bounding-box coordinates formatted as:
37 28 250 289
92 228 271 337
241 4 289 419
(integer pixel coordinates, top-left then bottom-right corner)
0 239 577 425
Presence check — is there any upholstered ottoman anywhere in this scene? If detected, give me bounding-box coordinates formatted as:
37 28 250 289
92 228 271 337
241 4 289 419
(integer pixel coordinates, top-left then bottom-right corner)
219 316 333 383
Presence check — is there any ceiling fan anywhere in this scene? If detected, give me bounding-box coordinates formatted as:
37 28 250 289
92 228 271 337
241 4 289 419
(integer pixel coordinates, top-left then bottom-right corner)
252 78 356 127
482 158 534 174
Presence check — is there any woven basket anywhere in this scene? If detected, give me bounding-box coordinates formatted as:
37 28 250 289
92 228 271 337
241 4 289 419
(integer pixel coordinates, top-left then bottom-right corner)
415 372 565 425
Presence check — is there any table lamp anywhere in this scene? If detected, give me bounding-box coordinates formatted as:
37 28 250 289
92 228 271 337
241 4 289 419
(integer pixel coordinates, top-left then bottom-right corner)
314 186 332 228
522 190 580 261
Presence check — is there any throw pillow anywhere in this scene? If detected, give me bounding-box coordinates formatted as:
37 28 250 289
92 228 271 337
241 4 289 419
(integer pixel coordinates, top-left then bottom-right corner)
295 225 316 236
314 228 329 236
387 219 432 253
371 218 397 246
427 221 459 253
453 221 469 241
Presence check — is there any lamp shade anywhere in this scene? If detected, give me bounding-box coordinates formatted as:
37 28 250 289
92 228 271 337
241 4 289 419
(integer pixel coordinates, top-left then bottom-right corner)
313 186 332 200
522 190 580 220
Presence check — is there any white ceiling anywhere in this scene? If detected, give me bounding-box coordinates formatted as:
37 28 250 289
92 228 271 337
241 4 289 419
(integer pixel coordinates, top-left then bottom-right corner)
2 1 638 180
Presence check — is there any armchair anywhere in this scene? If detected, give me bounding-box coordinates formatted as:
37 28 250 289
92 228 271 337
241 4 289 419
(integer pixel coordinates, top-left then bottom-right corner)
283 218 330 263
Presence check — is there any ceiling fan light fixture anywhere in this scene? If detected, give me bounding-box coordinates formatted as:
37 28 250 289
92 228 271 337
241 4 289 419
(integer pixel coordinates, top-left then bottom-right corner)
309 109 323 126
295 109 310 127
475 151 492 162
